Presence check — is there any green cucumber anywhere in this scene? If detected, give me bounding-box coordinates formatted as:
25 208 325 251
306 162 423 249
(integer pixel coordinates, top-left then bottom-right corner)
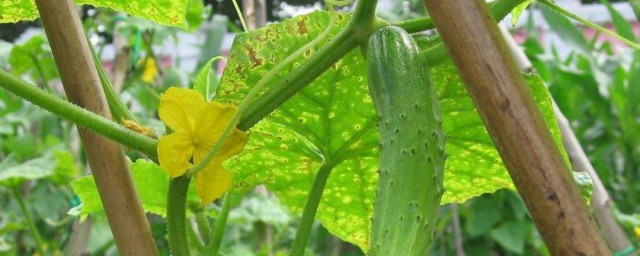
367 26 446 256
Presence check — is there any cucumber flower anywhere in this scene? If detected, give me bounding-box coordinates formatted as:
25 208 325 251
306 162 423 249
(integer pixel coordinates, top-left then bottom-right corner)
157 87 247 205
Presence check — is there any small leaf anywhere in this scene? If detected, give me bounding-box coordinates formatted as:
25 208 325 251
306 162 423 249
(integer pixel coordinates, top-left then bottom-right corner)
193 57 223 101
511 0 535 27
49 151 79 186
0 154 56 187
490 221 529 254
70 159 199 216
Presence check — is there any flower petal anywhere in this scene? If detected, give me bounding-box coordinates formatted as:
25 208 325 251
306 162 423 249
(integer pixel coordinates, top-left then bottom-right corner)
216 129 248 160
159 87 206 134
158 132 194 177
195 162 232 206
194 102 237 145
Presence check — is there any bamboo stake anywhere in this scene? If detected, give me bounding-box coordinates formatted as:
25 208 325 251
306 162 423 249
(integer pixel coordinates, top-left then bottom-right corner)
498 24 636 255
421 0 610 254
34 0 158 254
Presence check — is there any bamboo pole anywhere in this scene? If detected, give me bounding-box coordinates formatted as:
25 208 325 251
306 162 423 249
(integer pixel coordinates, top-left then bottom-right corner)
498 24 636 255
34 0 157 254
421 0 610 254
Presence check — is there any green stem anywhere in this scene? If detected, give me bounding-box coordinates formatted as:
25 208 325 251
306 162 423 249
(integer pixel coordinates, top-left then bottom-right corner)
30 54 48 88
0 70 158 157
167 176 192 256
290 163 336 256
195 211 212 243
209 193 235 255
347 0 378 41
89 41 137 123
397 0 525 33
538 0 640 49
12 186 45 256
187 220 208 253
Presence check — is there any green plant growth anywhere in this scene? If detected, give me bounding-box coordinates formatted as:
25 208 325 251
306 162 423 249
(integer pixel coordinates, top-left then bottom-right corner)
0 0 636 254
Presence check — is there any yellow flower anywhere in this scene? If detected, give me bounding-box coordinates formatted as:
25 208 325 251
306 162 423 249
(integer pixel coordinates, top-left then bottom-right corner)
142 57 158 83
635 226 640 237
157 87 247 205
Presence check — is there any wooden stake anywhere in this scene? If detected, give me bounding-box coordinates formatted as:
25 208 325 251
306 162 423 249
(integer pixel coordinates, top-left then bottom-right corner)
34 0 158 254
421 0 610 254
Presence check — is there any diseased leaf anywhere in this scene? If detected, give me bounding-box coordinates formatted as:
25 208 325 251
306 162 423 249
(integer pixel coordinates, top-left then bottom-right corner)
218 11 568 249
0 0 188 28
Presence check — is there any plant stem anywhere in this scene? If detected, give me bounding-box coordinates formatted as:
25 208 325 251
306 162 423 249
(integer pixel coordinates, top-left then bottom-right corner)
12 186 45 256
289 163 336 256
209 193 235 255
538 0 640 49
0 70 158 157
195 211 212 243
347 0 378 42
167 176 192 256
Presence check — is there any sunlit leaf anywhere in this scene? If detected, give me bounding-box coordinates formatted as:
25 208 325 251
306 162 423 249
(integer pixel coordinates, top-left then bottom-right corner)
0 0 188 28
69 159 199 216
511 0 535 27
218 11 568 249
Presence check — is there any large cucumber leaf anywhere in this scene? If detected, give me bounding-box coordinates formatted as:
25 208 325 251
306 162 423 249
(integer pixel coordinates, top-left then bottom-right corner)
218 11 568 250
0 0 188 28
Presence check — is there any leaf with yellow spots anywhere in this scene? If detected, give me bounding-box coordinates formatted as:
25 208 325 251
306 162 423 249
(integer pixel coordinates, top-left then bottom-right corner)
218 11 568 250
0 0 188 28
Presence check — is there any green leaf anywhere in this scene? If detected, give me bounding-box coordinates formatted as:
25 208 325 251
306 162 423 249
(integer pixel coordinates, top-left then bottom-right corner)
0 0 188 28
185 0 204 31
49 151 79 186
8 35 59 82
218 11 568 249
193 57 222 101
511 0 535 26
466 196 502 237
69 159 199 216
0 154 56 187
490 221 529 254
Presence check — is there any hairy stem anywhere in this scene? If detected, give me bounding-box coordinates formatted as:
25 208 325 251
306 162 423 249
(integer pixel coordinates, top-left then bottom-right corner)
0 70 158 157
167 176 192 256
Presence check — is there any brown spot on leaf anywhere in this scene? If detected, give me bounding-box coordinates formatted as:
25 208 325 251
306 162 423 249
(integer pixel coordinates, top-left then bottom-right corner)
297 19 308 35
235 64 245 74
245 44 263 68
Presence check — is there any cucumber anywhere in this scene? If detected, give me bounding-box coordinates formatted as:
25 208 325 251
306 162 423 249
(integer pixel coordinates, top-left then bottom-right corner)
367 26 446 256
